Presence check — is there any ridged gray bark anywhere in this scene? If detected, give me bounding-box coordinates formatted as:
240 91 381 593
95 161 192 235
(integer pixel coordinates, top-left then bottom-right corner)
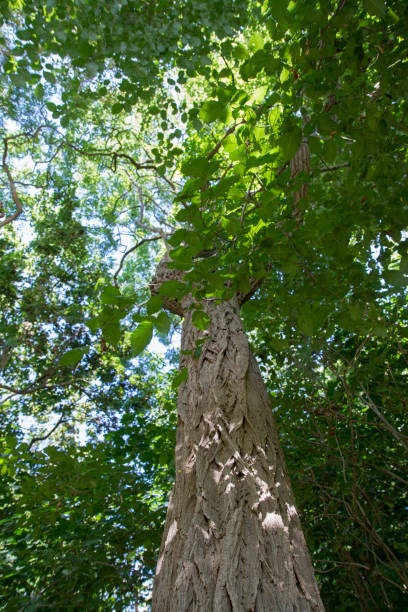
150 277 324 611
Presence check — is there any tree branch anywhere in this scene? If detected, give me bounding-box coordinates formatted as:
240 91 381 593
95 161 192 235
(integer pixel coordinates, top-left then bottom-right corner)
206 124 238 161
28 414 65 450
318 162 350 173
359 383 408 453
0 138 23 229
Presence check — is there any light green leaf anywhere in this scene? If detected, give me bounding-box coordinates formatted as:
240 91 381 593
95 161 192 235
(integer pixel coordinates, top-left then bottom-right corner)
100 284 121 305
249 32 264 52
199 100 228 123
222 133 238 152
249 85 268 104
280 67 290 83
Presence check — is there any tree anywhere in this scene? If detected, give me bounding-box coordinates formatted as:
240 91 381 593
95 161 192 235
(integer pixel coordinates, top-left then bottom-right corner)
1 0 408 609
150 257 323 610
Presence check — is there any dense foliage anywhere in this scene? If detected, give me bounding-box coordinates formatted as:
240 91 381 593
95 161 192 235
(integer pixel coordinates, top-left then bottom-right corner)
1 0 407 609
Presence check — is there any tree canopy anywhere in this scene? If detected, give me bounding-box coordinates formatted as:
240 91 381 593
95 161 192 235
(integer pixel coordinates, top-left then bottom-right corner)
1 0 407 609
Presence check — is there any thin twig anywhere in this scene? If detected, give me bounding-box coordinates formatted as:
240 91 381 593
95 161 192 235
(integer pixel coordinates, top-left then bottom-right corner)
28 415 65 450
359 383 408 452
113 236 162 287
318 162 350 172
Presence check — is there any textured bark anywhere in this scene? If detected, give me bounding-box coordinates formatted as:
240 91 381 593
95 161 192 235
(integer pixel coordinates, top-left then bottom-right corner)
151 266 324 611
290 141 310 228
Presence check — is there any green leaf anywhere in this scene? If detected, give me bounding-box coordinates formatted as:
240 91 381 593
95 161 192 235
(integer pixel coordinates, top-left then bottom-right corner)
373 325 387 337
181 156 210 177
103 320 121 346
232 44 249 60
130 321 153 356
323 139 336 164
146 294 164 315
192 309 210 330
112 102 123 114
59 348 88 367
172 367 188 388
267 0 289 21
199 100 228 123
158 279 188 298
34 83 44 99
279 127 302 161
269 104 282 127
100 284 121 305
154 311 171 335
249 85 268 104
298 306 314 337
363 0 386 17
86 315 102 332
249 32 264 52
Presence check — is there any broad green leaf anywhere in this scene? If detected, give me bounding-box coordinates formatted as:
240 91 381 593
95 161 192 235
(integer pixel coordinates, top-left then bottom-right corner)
267 0 289 21
221 215 241 235
249 85 268 104
323 139 336 164
146 294 164 315
222 133 238 152
298 306 314 337
249 32 264 52
34 83 44 99
199 100 228 123
280 67 290 83
279 127 302 161
59 348 88 367
181 156 210 177
103 320 121 346
130 321 153 356
269 104 283 127
363 0 386 17
154 311 171 335
232 44 249 60
100 284 121 305
168 229 188 247
169 245 194 263
158 279 188 298
86 315 102 332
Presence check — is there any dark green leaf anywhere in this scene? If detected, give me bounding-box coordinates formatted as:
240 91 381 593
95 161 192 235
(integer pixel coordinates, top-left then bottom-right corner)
59 348 88 367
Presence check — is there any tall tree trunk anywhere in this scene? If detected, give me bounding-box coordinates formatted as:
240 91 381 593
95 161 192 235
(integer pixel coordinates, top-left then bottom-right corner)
151 278 324 611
